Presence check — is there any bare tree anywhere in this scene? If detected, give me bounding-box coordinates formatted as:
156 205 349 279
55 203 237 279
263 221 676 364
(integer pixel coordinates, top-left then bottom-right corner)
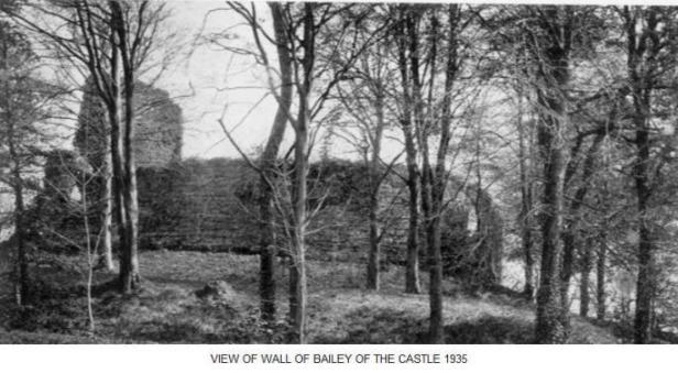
330 10 397 290
1 13 33 305
254 2 294 323
620 6 678 344
7 0 171 293
223 2 386 342
516 93 536 301
520 5 575 343
75 78 114 272
393 5 422 295
393 3 469 343
220 1 297 324
1 6 66 304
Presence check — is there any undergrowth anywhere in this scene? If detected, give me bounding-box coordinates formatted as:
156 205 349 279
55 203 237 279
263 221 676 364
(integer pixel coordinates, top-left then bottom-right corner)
0 250 619 344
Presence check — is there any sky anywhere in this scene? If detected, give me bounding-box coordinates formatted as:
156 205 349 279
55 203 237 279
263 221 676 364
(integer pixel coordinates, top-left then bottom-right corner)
154 0 406 162
10 0 514 163
155 0 283 160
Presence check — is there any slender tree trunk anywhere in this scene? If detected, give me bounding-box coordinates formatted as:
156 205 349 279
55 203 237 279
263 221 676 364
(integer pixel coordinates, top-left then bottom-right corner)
420 154 443 344
596 233 606 321
114 82 140 294
288 232 307 344
424 196 444 343
533 11 570 342
579 238 592 317
561 129 606 322
633 127 654 344
625 7 657 343
523 226 535 300
634 197 654 344
119 81 140 293
420 151 442 344
3 30 28 305
259 176 277 320
366 190 381 289
560 231 575 316
406 7 445 344
287 3 314 344
403 128 420 294
534 107 567 343
287 255 297 327
10 136 28 306
366 93 384 290
289 121 308 343
107 100 129 292
517 105 534 300
78 78 113 272
429 4 458 344
111 1 140 294
404 146 421 294
527 6 577 343
259 2 293 321
81 174 96 332
395 8 420 294
103 11 130 294
419 5 458 344
98 138 114 272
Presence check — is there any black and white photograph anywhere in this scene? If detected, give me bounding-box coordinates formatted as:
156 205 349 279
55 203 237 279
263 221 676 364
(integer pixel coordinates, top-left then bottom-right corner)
2 0 678 349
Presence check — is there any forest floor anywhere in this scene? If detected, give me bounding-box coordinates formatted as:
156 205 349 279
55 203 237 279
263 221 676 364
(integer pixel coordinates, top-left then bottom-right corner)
0 250 622 344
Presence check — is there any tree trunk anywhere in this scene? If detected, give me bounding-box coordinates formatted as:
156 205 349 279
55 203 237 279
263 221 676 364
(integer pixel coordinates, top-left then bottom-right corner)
634 205 654 344
423 5 458 344
395 8 420 294
404 150 421 294
428 4 459 343
624 6 657 344
533 11 570 342
421 156 443 344
259 2 293 321
119 107 140 294
97 137 114 272
366 188 381 290
596 234 606 321
10 135 28 306
517 103 534 301
290 234 307 344
111 0 141 294
560 231 575 318
259 176 277 320
366 93 384 290
287 3 314 344
103 7 130 295
579 239 592 317
3 27 29 305
561 128 606 322
287 255 298 329
406 7 445 343
107 97 130 293
425 197 444 344
116 75 140 294
633 130 654 343
534 109 567 343
288 119 308 343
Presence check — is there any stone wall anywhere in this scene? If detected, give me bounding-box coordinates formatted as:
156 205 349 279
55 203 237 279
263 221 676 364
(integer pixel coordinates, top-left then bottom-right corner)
135 158 504 288
137 158 259 250
19 153 505 286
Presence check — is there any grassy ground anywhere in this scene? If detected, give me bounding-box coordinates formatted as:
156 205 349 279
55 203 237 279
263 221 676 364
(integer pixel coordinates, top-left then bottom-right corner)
0 250 619 344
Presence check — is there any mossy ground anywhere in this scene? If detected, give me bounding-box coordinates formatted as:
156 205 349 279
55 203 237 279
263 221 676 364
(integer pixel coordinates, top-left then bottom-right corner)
0 250 619 344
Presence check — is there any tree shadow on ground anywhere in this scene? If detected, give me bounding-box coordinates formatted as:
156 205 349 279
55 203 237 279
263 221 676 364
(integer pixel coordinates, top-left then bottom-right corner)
314 306 533 344
313 306 424 343
442 316 533 344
